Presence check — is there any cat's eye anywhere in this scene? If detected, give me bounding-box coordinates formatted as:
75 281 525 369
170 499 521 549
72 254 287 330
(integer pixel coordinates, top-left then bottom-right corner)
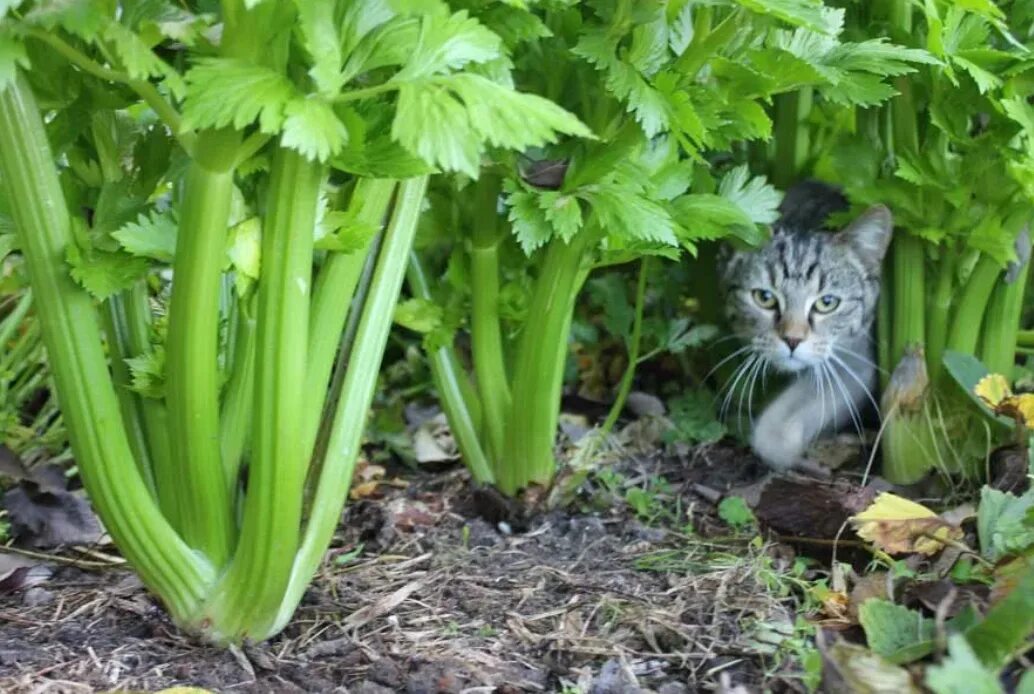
751 289 778 310
813 294 841 313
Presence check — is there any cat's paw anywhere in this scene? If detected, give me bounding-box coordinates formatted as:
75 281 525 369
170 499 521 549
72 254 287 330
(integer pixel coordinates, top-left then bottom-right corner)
750 416 806 471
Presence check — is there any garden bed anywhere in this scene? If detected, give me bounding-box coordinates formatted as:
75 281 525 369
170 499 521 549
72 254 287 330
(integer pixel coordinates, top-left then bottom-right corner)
0 444 821 693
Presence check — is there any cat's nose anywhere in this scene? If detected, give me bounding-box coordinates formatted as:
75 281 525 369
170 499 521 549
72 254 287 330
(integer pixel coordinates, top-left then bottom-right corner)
783 336 803 352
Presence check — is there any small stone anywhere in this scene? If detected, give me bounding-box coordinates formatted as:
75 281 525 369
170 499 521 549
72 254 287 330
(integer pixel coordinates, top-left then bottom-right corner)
590 659 641 694
354 682 395 694
368 658 404 688
465 518 500 548
658 683 690 694
22 586 54 607
627 391 666 417
629 522 667 544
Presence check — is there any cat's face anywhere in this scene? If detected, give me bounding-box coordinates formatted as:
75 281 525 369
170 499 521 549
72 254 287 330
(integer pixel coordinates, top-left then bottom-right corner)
719 206 892 373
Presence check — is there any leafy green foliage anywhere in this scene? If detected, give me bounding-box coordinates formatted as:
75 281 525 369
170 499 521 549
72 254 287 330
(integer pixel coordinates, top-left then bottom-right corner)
717 496 756 531
926 635 1004 694
664 390 725 446
182 59 298 134
978 487 1034 563
858 599 936 664
65 243 148 300
113 210 177 262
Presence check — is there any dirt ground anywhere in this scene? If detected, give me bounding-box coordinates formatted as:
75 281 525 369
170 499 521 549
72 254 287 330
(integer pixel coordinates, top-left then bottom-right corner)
0 443 854 694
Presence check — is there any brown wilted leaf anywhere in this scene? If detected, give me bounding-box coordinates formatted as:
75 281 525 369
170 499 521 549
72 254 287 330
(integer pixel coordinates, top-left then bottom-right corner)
849 493 965 556
0 553 52 594
989 555 1032 605
350 460 387 499
848 572 890 621
2 463 107 548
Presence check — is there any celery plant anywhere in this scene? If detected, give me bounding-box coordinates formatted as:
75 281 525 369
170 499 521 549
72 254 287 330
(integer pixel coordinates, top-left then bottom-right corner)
0 1 586 642
401 0 930 496
799 0 1034 483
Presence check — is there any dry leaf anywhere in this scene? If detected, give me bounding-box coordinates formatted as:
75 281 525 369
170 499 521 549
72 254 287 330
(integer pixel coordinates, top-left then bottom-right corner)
849 493 964 556
350 460 387 499
989 555 1032 605
848 572 891 621
349 481 381 500
974 373 1034 426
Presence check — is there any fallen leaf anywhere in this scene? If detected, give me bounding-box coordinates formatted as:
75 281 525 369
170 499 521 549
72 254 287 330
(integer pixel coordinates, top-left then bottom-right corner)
349 481 381 500
925 635 1002 694
823 640 922 693
0 553 52 594
848 571 890 621
858 599 935 664
974 374 1034 427
975 374 1012 409
412 416 457 463
850 492 965 556
3 482 106 548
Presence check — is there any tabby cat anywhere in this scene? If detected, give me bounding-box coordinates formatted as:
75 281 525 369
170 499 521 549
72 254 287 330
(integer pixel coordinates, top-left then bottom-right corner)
718 182 893 471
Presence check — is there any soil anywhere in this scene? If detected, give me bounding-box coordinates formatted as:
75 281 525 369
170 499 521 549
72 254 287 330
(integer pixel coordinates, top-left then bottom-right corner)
0 442 859 694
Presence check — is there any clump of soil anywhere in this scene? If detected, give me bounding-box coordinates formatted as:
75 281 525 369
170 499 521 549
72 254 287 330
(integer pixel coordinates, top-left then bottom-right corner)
0 447 815 693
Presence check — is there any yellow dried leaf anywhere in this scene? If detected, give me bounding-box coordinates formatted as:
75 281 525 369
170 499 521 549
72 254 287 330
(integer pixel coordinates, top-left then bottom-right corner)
975 373 1012 408
999 393 1034 427
349 480 380 499
849 492 964 556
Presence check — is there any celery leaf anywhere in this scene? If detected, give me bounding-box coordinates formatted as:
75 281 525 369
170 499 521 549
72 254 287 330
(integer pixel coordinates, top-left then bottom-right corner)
294 0 343 96
181 58 297 133
280 97 348 162
112 209 178 262
393 10 502 80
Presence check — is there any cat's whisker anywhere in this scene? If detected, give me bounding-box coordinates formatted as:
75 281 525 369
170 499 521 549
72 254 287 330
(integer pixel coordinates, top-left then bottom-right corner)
829 353 881 415
812 366 827 428
703 345 754 382
721 357 754 422
827 360 865 439
737 357 761 428
833 344 887 375
746 358 766 425
720 355 755 424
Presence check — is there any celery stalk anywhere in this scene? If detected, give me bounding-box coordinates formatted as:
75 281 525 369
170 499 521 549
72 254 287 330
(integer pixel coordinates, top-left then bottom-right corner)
0 71 213 622
269 175 429 639
204 148 321 640
164 129 240 567
408 252 492 484
303 179 396 460
502 228 597 495
470 176 512 472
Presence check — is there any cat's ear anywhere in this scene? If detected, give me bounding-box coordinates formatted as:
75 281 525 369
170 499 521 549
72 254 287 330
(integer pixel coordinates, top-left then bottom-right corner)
837 205 892 271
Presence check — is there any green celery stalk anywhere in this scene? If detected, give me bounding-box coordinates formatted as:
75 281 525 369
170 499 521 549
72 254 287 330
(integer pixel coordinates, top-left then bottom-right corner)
0 71 213 622
980 233 1030 376
100 297 157 496
303 178 396 461
469 175 512 473
946 254 1002 356
925 250 957 384
772 89 812 189
890 234 926 368
268 175 430 640
219 296 256 490
164 128 240 567
502 228 597 495
407 252 493 484
203 148 321 640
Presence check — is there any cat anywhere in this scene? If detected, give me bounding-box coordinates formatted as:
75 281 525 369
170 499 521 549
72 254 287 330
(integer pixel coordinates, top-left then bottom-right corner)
718 181 893 471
